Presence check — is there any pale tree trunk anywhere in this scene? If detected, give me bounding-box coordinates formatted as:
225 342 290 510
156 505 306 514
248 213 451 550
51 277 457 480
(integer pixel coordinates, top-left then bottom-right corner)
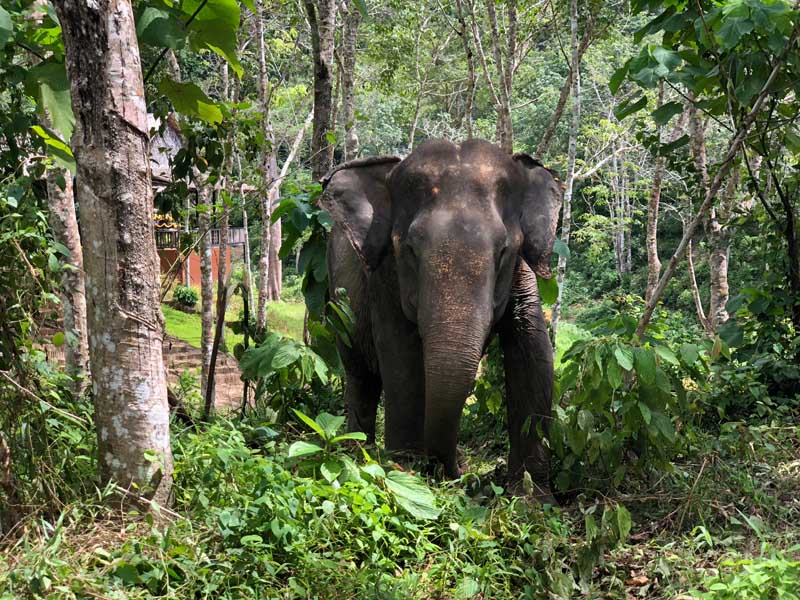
709 169 738 328
454 0 476 138
687 238 713 336
484 0 515 152
646 93 688 302
54 0 172 504
46 169 90 394
217 62 231 348
339 2 360 160
535 23 594 158
305 0 336 181
198 188 214 401
687 97 731 332
549 0 580 347
255 1 275 329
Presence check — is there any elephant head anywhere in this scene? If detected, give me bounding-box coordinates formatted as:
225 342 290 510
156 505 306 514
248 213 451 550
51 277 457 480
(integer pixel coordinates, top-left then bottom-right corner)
320 139 562 473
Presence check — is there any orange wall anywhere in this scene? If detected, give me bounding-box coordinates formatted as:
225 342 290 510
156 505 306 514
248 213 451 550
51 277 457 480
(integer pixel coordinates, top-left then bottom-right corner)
159 248 232 288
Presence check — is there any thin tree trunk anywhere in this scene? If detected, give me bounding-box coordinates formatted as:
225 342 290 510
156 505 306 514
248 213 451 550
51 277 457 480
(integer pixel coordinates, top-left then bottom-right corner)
484 0 514 152
305 0 336 181
687 238 713 336
709 170 738 328
340 3 361 160
198 188 214 402
549 0 580 347
45 169 89 394
54 0 172 504
535 24 594 158
454 0 476 138
645 83 666 303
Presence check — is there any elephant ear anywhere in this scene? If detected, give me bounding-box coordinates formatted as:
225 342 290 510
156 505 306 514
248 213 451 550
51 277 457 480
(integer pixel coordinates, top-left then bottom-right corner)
319 156 401 272
513 153 563 279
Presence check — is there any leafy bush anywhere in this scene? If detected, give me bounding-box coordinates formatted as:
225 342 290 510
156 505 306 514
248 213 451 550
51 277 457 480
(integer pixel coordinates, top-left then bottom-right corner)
696 546 800 599
172 284 199 308
551 306 708 493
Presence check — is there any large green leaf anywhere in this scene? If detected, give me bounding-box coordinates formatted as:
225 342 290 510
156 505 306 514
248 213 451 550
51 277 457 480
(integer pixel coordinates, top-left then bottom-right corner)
536 274 558 305
184 0 243 76
27 62 75 141
287 441 324 458
633 347 657 385
614 95 648 120
651 100 684 125
0 6 12 47
314 412 345 439
158 78 223 124
137 6 186 49
30 125 75 173
292 408 325 438
385 470 441 520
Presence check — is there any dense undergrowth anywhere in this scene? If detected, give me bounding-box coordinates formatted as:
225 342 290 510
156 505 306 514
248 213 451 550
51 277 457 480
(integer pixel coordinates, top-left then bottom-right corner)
2 333 799 599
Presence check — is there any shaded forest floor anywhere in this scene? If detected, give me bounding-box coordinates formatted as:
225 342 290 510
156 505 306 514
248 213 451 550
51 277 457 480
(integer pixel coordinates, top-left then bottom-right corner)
2 408 798 599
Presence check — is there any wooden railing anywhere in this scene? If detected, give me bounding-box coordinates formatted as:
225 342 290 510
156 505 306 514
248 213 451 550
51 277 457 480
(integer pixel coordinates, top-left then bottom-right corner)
154 228 247 249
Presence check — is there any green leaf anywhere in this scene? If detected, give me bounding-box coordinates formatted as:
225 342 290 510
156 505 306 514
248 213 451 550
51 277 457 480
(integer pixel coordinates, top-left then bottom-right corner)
27 62 75 141
651 101 684 125
657 134 689 156
352 0 368 19
615 95 648 120
633 347 657 385
536 274 558 305
638 401 652 424
331 431 367 444
0 7 13 47
360 463 386 479
455 577 480 599
240 534 263 545
293 409 325 438
137 6 186 50
31 125 76 173
52 331 65 347
609 61 630 94
655 345 679 366
315 412 345 439
717 15 755 50
385 470 441 520
114 563 141 584
614 345 634 371
577 409 594 431
287 440 324 458
616 504 632 541
158 78 223 124
679 343 699 365
184 0 243 76
325 130 337 144
553 238 571 258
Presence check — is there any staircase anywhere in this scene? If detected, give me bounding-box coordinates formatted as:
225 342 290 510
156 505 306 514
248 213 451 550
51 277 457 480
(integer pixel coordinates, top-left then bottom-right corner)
38 325 243 411
162 336 243 410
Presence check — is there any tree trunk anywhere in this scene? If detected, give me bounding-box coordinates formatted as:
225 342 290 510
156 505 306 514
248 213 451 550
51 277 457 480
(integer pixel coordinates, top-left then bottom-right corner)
45 169 89 395
549 0 580 347
535 23 594 158
268 217 282 300
198 189 214 402
687 238 713 336
305 0 336 181
484 0 514 153
708 169 738 328
454 0 476 138
340 4 361 160
54 0 172 504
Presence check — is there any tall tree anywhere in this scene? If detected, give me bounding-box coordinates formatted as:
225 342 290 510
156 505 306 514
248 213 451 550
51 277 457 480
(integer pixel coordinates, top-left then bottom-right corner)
548 0 581 346
53 0 172 504
198 186 215 402
45 167 89 395
339 1 361 160
305 0 336 181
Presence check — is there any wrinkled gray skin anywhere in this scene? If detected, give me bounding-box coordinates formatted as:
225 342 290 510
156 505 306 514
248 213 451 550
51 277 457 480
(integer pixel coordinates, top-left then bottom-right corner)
320 139 562 500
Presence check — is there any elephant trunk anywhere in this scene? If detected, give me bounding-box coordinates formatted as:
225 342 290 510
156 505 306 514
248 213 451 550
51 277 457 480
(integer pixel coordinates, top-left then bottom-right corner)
421 310 491 477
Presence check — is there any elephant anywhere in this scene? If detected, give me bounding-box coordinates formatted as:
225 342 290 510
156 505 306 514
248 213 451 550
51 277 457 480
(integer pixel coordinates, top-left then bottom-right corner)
319 138 562 501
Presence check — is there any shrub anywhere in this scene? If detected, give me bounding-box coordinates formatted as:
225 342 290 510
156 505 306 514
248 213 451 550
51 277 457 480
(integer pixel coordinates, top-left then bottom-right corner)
173 284 199 308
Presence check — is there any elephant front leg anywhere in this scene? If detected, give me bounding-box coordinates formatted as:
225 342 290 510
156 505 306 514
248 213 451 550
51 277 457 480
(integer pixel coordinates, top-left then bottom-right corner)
498 260 556 503
344 370 382 444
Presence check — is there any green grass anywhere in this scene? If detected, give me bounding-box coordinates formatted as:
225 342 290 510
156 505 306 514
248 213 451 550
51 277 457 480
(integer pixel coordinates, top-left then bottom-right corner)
162 301 306 350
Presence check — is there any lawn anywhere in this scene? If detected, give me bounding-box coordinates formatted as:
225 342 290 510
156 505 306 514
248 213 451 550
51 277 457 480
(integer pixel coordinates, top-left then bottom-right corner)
162 301 306 350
